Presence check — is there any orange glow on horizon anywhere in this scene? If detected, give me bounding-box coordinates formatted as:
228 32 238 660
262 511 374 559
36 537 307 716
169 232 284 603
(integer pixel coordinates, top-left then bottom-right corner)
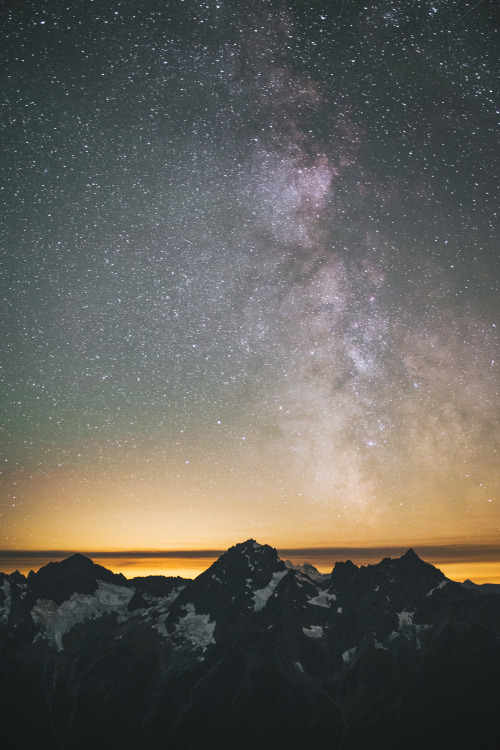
2 551 500 585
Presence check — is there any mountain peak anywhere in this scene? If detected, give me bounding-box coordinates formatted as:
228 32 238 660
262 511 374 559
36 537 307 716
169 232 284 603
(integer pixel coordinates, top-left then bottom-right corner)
223 539 281 562
389 547 446 595
27 555 99 604
330 559 359 587
397 548 441 575
169 539 286 621
26 553 125 605
235 538 263 551
66 552 94 565
402 548 420 560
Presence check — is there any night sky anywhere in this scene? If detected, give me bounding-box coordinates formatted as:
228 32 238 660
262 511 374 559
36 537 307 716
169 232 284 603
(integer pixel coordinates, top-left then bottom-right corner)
1 0 499 556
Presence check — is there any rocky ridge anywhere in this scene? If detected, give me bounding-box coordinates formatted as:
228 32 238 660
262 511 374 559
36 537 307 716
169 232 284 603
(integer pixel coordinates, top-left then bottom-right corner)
1 539 499 750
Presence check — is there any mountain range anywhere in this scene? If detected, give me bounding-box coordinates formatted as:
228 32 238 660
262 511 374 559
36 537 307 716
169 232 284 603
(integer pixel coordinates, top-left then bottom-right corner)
1 540 499 749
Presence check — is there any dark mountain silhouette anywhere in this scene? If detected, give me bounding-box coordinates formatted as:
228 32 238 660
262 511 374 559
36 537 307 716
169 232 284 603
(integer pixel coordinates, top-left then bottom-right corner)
1 540 499 750
26 553 127 605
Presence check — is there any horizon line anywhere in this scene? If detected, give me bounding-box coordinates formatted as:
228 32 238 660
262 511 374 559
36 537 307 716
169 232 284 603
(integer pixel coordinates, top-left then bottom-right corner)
1 543 500 562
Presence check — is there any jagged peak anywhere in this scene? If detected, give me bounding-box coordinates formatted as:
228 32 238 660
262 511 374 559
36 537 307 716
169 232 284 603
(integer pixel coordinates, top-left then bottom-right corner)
204 539 285 581
402 548 419 558
234 538 264 551
333 559 359 571
397 548 443 576
226 539 279 560
330 559 360 586
401 548 422 562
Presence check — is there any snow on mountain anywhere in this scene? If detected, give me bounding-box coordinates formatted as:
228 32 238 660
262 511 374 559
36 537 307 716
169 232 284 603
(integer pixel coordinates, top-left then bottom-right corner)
342 646 356 663
31 580 135 650
174 603 216 651
283 560 328 581
426 579 448 597
303 624 323 638
0 579 11 624
252 570 288 611
307 589 337 607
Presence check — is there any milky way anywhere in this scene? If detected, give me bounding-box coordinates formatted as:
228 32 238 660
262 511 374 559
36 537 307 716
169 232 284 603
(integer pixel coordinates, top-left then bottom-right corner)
1 0 499 550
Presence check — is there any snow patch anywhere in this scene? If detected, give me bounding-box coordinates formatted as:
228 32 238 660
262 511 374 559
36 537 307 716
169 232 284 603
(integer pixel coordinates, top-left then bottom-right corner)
390 610 429 648
154 613 168 637
284 560 327 582
342 647 356 663
253 570 287 611
153 587 185 612
0 580 12 624
31 581 135 651
96 581 134 608
148 588 186 636
142 588 185 634
302 625 323 639
307 590 337 608
397 610 415 630
426 580 448 597
175 603 215 651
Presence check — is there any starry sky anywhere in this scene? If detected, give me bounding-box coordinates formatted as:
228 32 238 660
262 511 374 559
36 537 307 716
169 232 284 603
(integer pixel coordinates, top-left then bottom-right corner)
1 0 499 557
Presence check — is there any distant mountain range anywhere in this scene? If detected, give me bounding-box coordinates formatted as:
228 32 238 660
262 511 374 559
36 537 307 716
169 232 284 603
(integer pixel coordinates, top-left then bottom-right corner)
1 540 499 749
